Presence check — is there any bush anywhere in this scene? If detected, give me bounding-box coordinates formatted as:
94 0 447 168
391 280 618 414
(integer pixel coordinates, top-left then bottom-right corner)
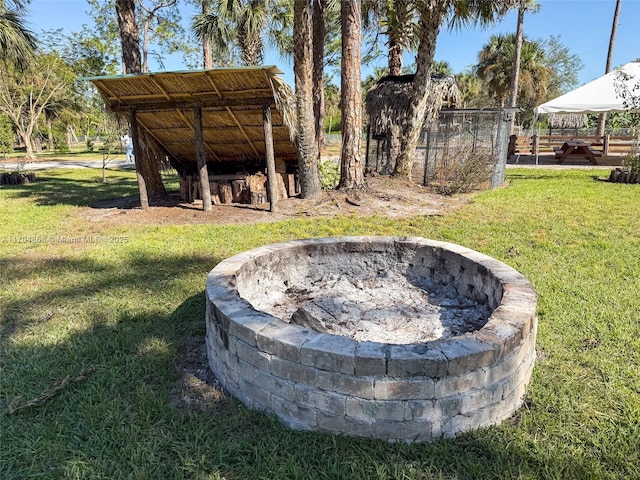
432 146 494 195
318 159 340 189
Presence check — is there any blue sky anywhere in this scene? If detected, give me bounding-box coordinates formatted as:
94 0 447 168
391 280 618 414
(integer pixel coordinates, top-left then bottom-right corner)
30 0 640 91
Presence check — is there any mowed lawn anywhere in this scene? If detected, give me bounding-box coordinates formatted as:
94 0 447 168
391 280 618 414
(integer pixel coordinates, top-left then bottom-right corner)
1 168 639 479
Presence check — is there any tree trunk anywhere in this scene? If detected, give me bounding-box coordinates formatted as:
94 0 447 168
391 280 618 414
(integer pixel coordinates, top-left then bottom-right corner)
388 38 403 76
46 116 54 151
338 0 364 190
508 3 525 134
142 19 150 73
312 0 326 155
115 0 142 73
596 0 621 137
393 3 446 181
202 1 213 69
293 0 322 198
115 0 166 203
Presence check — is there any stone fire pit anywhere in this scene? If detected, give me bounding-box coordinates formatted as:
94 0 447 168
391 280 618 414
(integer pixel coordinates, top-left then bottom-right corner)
205 237 537 442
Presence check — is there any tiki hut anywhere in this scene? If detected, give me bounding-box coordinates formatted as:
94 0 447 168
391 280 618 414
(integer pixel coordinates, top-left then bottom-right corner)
364 73 461 172
89 67 297 211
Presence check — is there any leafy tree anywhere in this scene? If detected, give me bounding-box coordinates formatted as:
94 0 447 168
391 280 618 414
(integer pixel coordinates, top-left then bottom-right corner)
0 0 36 67
538 35 582 98
0 53 75 159
0 113 14 156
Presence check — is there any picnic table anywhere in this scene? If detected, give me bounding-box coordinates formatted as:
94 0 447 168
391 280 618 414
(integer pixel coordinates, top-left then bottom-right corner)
554 140 602 165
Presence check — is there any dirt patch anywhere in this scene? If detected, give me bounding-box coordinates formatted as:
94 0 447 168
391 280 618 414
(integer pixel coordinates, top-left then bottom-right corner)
167 335 226 411
80 176 470 226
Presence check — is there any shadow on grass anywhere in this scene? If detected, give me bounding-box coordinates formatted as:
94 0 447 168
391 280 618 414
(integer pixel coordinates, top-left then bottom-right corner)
1 172 141 207
0 253 619 479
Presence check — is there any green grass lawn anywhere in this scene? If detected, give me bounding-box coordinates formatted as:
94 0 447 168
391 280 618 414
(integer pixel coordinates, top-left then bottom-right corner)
1 168 639 479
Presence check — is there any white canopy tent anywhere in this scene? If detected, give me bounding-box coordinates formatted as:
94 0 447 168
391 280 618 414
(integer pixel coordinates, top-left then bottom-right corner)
535 62 640 114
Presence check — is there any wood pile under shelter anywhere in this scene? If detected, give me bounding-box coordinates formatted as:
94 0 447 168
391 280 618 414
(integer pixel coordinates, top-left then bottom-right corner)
89 67 298 212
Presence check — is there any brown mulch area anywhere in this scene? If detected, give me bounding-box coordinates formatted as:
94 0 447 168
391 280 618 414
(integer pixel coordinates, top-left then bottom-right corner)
81 176 470 226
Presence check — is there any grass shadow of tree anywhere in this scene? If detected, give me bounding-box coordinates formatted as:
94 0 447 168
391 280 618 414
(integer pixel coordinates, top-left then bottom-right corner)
0 249 624 479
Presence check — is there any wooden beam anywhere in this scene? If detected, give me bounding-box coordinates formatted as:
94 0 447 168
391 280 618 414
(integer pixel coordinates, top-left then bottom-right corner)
227 107 261 159
176 110 221 161
108 95 275 112
129 109 149 209
194 107 212 212
263 104 278 213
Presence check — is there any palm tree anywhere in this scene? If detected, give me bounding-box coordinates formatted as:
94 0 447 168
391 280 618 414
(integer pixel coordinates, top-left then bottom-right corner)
192 0 292 67
508 0 538 133
0 0 36 66
597 0 622 138
393 0 519 180
476 33 549 109
191 0 236 67
293 0 321 198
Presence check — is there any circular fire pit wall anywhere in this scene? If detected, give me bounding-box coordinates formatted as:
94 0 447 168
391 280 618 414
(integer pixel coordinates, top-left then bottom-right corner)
205 237 537 442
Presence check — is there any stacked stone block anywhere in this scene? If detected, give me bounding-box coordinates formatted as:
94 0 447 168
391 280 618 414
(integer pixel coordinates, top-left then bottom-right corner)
205 237 537 442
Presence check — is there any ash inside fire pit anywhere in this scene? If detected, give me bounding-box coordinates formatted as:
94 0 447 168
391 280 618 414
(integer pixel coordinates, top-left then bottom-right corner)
266 271 491 344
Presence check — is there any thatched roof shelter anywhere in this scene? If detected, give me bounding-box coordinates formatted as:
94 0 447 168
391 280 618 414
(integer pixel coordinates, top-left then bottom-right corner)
88 66 297 169
88 66 296 213
365 73 461 135
546 113 588 129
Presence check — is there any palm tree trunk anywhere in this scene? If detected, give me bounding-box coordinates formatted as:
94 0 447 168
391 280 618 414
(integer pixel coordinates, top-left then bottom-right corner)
393 3 446 180
294 0 322 198
388 38 403 76
202 1 213 69
338 0 364 190
508 3 525 134
596 0 622 138
312 0 326 155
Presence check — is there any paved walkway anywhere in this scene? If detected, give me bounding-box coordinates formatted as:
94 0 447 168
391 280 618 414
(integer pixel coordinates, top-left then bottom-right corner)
0 160 135 171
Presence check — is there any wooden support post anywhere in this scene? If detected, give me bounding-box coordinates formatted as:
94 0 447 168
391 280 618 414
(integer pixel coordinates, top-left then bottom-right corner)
193 107 212 211
263 104 278 213
129 109 149 209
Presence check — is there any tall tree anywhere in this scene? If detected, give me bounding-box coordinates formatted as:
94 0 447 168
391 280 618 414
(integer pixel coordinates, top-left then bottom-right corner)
338 0 365 189
596 0 622 137
508 1 524 133
115 0 142 72
312 0 326 154
393 0 517 180
477 33 549 110
293 0 321 198
192 0 293 67
0 53 74 160
114 0 166 206
0 0 36 67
